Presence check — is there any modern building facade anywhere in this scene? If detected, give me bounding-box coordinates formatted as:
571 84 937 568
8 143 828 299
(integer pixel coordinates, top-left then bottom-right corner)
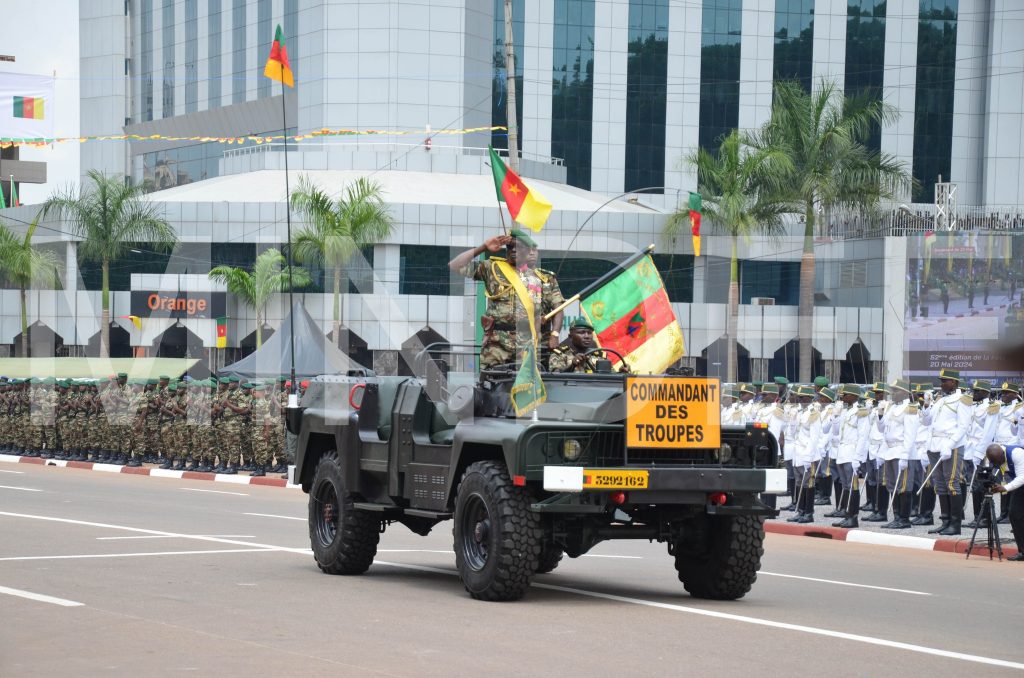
1 0 1022 383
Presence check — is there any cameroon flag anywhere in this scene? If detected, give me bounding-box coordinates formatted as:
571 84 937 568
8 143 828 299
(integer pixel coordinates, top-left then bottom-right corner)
488 145 552 232
216 316 228 348
580 254 685 374
263 25 294 87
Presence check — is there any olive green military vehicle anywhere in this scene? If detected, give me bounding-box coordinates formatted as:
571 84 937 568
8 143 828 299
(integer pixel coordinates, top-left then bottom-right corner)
290 356 783 602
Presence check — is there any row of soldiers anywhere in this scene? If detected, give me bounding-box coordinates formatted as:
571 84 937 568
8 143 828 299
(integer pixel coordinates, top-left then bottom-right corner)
0 374 298 476
722 369 1022 537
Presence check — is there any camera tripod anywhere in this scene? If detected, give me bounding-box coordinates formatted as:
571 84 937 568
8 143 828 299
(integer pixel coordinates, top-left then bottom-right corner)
965 490 1004 561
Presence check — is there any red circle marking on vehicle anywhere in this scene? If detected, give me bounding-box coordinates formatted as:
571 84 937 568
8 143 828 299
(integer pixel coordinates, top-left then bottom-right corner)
349 383 366 410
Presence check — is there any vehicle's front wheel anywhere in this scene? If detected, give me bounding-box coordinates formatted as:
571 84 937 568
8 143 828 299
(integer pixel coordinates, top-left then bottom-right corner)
308 451 380 575
453 460 542 601
535 543 564 574
673 514 764 600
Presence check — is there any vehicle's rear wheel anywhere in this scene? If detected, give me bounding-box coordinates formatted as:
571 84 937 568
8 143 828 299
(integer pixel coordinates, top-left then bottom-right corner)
308 451 379 575
673 514 764 600
453 460 542 601
535 543 564 574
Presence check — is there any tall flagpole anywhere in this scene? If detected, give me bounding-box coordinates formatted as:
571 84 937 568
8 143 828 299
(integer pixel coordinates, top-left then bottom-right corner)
281 59 297 406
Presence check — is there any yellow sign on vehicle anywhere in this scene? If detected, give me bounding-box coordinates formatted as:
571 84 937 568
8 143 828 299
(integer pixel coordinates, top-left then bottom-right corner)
625 376 722 449
582 469 649 489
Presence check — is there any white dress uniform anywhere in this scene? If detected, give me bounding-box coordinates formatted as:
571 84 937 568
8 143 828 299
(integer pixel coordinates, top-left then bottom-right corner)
965 398 1000 465
835 404 870 467
922 389 972 498
880 400 919 490
994 399 1022 446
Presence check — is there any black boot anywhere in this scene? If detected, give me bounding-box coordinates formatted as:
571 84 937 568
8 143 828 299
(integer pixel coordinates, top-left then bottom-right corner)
159 457 174 470
883 494 909 529
825 489 847 518
860 484 876 513
250 464 266 478
222 463 237 475
928 495 950 534
865 489 889 522
939 497 962 535
796 486 814 523
814 477 831 505
835 490 860 528
912 487 935 525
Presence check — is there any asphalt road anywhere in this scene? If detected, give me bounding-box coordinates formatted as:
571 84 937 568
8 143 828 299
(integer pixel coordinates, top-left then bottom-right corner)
2 463 1023 677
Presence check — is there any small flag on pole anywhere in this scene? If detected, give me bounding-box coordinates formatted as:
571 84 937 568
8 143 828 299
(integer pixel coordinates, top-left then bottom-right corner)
688 192 702 257
10 176 20 207
488 145 552 232
216 316 228 348
263 25 294 88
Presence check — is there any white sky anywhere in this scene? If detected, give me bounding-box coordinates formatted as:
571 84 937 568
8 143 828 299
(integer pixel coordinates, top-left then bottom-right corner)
0 0 80 204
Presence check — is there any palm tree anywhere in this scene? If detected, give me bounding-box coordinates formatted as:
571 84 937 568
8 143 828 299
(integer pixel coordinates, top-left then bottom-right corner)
290 176 394 347
751 79 913 382
43 170 177 358
208 247 311 348
666 130 792 382
0 216 63 356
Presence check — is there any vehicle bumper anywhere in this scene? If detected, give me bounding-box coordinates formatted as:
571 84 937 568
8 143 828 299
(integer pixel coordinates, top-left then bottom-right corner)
543 466 788 495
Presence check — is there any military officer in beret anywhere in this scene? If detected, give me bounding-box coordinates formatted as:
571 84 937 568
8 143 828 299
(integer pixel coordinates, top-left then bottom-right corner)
548 317 630 373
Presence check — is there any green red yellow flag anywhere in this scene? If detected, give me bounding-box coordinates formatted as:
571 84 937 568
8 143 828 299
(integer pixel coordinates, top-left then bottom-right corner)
580 254 685 374
488 145 552 232
263 25 294 88
688 192 702 257
216 316 228 349
10 179 19 207
13 96 44 120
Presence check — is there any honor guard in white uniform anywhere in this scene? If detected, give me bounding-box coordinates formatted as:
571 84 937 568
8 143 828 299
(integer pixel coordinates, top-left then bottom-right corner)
920 368 973 536
736 383 757 423
878 380 919 529
786 386 821 524
911 384 936 523
994 383 1022 523
755 383 786 509
963 380 1000 528
721 387 744 426
863 383 890 521
781 388 803 511
814 386 840 506
830 384 871 528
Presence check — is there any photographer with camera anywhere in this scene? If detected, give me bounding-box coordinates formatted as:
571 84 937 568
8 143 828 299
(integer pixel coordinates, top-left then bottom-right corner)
985 443 1024 561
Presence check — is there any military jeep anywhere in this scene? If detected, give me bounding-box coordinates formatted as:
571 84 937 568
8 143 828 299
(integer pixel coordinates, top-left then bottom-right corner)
290 353 783 602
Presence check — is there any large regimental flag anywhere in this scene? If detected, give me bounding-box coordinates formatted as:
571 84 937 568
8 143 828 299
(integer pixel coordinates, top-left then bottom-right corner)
510 343 546 416
580 255 685 374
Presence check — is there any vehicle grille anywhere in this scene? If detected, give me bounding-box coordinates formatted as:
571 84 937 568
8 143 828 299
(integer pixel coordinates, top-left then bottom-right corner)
625 448 715 465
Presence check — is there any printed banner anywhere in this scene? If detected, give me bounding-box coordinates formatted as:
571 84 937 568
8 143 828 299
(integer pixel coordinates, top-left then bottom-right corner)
0 72 55 140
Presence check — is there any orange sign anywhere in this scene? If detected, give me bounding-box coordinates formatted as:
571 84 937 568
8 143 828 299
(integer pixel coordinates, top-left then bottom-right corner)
625 376 721 449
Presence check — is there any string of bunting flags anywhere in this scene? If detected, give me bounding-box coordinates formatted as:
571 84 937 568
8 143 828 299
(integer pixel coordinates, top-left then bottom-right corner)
0 125 508 149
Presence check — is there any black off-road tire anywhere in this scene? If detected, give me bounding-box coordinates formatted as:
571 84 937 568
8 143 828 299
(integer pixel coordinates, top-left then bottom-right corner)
674 514 764 600
535 543 564 574
453 460 543 601
308 451 380 575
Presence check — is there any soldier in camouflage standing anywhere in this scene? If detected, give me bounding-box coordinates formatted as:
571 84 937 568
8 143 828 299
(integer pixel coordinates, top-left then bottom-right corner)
248 383 272 477
449 230 564 370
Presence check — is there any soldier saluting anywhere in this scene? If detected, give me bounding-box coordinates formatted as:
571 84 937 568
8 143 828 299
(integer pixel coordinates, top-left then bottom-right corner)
449 229 563 370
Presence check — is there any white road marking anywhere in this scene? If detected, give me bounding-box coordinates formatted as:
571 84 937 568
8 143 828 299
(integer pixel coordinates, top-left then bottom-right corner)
0 453 23 463
845 530 936 551
92 463 124 473
213 474 252 485
581 554 643 559
149 469 184 479
370 560 1023 672
181 488 248 497
96 535 256 541
0 484 42 492
243 512 305 521
0 585 83 607
0 469 25 474
10 509 1016 671
0 548 273 562
759 572 931 596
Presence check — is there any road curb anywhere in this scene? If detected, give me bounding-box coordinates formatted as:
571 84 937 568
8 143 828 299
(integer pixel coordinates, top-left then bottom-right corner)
0 453 302 489
765 521 1019 559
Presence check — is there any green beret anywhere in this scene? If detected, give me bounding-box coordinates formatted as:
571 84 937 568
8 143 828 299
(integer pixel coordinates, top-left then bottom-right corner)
774 376 790 385
508 228 538 248
147 378 158 385
752 381 764 388
218 376 231 384
117 372 128 379
167 384 177 392
813 376 829 387
278 376 287 383
569 316 594 331
159 375 170 380
228 376 240 383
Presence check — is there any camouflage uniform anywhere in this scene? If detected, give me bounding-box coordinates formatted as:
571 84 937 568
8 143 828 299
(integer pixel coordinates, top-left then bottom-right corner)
274 386 288 470
459 257 561 369
226 386 252 467
249 389 272 473
38 383 59 456
548 344 608 373
142 386 162 462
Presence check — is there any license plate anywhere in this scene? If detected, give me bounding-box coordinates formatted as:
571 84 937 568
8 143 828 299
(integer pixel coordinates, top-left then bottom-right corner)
582 469 649 490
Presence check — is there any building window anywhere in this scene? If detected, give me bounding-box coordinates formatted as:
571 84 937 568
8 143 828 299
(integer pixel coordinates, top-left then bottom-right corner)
773 0 814 91
740 260 800 306
208 0 222 107
845 0 886 153
162 0 175 116
257 0 272 99
913 0 958 202
185 0 198 113
625 0 669 193
79 244 173 292
140 0 154 122
232 0 246 104
698 0 741 153
492 0 524 152
400 246 464 296
299 246 375 294
285 0 299 82
551 0 595 189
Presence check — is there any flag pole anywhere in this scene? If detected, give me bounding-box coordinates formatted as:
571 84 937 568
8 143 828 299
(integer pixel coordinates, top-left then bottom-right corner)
280 60 297 407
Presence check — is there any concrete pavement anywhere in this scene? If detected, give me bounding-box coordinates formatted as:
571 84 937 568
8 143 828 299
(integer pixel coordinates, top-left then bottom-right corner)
2 463 1023 676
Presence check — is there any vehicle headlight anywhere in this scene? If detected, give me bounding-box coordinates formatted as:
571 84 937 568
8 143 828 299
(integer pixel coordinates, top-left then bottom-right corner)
562 439 582 462
718 443 733 463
